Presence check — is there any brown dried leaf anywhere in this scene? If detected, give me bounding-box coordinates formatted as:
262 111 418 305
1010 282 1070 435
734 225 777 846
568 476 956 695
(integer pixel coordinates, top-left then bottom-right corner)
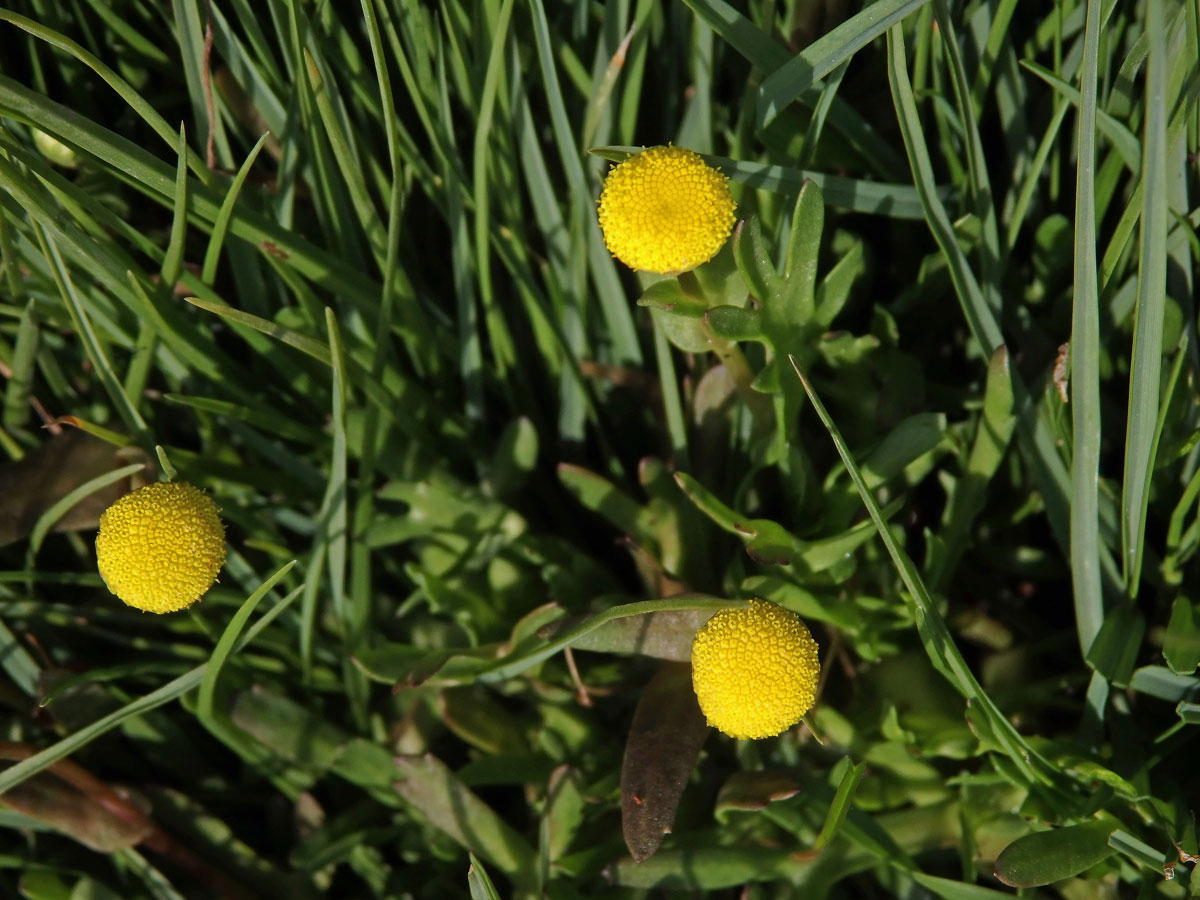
620 661 709 863
0 431 151 547
0 773 152 852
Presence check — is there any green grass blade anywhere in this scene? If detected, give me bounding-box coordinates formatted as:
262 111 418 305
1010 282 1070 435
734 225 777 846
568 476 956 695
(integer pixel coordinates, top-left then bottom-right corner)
472 0 519 381
1120 0 1169 596
790 357 1063 791
884 27 1002 353
757 0 930 130
0 569 301 795
930 0 1003 315
160 125 189 288
38 230 148 440
200 132 271 285
198 559 299 722
25 462 147 562
2 298 37 427
1069 0 1108 655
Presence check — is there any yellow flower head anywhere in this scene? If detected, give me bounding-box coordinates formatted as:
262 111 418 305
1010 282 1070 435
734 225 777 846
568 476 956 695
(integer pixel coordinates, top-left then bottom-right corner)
691 599 820 739
597 145 736 274
95 481 226 614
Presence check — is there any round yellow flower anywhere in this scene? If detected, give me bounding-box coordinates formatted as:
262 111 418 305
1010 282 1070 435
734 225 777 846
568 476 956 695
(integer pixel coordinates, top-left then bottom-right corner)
691 599 820 739
597 145 736 274
95 481 226 614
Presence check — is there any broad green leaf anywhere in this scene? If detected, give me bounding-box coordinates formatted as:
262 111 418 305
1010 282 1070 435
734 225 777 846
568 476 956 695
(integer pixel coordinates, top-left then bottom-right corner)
394 753 536 878
994 821 1117 887
1163 596 1200 674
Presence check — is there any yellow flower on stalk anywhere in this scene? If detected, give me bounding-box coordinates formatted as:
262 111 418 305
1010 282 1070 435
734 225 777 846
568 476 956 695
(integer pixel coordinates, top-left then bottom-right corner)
691 599 820 739
95 481 226 614
597 145 736 274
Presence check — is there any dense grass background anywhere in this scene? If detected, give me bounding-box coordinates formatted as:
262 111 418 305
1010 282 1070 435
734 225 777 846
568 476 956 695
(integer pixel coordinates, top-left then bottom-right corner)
0 0 1198 897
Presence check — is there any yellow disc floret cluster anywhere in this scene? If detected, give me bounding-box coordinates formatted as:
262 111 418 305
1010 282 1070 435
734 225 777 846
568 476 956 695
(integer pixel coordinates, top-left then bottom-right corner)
691 599 820 739
95 481 226 614
597 145 736 274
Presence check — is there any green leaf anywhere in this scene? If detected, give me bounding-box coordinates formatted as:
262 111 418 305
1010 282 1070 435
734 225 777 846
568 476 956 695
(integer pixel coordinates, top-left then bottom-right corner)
994 821 1118 888
394 753 536 879
1085 601 1145 687
706 304 764 341
1163 596 1200 675
1065 0 1107 657
812 760 865 850
467 855 502 900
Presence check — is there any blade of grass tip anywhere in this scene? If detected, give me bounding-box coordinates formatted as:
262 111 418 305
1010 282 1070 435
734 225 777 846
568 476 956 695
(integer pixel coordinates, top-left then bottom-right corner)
798 59 849 169
1005 95 1070 250
468 854 503 900
1070 0 1108 655
884 26 1002 353
304 47 388 267
789 356 1061 790
182 296 332 363
756 0 929 131
37 230 148 441
197 561 299 724
155 444 178 480
1120 0 1168 598
122 320 157 409
25 463 146 563
812 760 865 851
930 0 1003 313
200 132 270 285
0 570 301 795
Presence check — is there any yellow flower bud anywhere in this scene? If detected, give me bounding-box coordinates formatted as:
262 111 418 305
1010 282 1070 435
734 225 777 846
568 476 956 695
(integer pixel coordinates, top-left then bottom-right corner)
691 599 820 739
597 145 736 274
95 482 226 614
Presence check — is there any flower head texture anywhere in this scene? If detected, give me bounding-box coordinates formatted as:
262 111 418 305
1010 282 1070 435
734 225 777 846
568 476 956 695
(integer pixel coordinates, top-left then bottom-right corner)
597 145 736 274
95 481 226 614
691 599 820 739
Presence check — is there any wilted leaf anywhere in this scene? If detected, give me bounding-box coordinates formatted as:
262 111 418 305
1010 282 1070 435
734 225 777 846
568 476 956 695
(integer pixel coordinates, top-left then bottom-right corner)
994 821 1117 887
620 662 710 863
714 770 800 818
0 431 150 547
0 772 152 852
